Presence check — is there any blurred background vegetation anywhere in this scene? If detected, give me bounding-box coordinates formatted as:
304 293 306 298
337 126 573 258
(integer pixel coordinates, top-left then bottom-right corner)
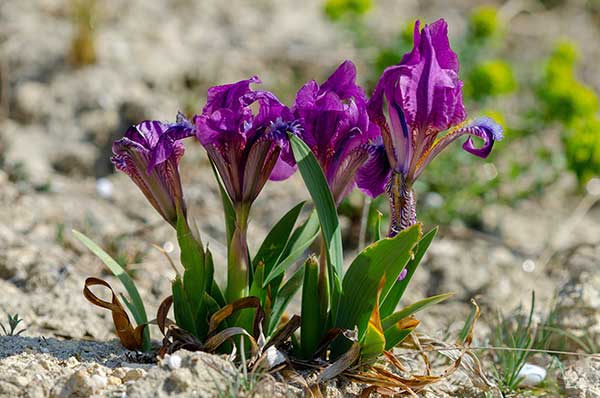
318 0 600 239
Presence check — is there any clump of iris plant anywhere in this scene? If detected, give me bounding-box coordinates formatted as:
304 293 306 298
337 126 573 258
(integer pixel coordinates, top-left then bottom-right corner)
77 18 501 384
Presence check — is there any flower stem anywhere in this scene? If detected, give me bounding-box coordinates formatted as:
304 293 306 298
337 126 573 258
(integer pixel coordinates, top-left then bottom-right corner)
387 172 416 237
226 203 251 303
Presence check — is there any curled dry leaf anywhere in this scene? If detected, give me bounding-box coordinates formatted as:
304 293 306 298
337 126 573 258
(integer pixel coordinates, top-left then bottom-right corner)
207 296 264 337
265 314 301 350
82 277 145 350
156 295 174 336
204 326 259 357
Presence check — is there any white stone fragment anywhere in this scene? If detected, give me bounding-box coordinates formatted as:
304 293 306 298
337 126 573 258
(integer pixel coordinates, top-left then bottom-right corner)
517 363 546 387
264 346 286 369
166 354 182 370
91 374 108 390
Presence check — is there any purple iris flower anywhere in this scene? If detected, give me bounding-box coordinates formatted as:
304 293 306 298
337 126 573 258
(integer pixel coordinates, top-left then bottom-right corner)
194 76 300 207
112 113 195 227
293 60 379 204
357 19 503 235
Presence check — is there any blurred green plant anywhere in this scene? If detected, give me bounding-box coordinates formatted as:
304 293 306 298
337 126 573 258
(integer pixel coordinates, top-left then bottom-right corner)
323 0 372 22
536 40 600 187
489 293 546 394
467 6 502 42
0 313 26 336
563 116 600 187
466 60 517 102
537 41 599 125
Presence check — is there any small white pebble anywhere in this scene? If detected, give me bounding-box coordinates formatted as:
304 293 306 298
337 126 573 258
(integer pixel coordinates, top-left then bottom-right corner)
517 363 546 387
163 241 174 253
96 178 113 199
166 354 182 370
586 178 600 196
522 259 535 273
91 374 108 390
264 346 286 369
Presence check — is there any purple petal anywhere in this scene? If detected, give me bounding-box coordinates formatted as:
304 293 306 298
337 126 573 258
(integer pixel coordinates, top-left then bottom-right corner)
293 60 375 190
356 141 393 198
330 145 370 204
203 76 260 114
462 116 504 158
397 268 408 281
148 114 196 171
195 77 299 204
414 116 504 179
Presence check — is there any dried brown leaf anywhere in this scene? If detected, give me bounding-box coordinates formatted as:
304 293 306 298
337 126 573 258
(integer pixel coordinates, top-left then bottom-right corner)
82 277 144 350
318 341 361 383
207 296 264 337
204 326 259 357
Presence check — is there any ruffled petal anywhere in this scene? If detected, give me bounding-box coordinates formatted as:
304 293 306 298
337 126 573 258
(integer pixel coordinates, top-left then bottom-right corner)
414 116 504 179
356 142 393 198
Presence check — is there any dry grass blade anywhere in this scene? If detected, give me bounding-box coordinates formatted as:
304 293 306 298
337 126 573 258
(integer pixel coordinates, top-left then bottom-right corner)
82 277 144 350
383 350 408 373
152 244 181 277
282 369 319 397
318 341 361 383
409 332 432 375
207 296 264 337
204 326 259 357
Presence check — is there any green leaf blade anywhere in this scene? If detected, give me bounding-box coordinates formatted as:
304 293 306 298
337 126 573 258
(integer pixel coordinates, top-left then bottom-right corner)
381 292 454 330
300 257 322 359
335 224 421 341
253 201 306 275
268 264 305 335
263 209 320 287
289 134 343 279
380 227 438 318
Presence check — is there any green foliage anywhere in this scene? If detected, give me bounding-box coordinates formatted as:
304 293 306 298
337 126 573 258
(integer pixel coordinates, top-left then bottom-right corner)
331 225 421 358
536 40 600 186
300 256 323 359
467 60 517 101
0 313 26 336
324 0 372 21
468 6 501 41
289 134 343 300
564 116 600 186
488 292 565 394
538 40 599 125
379 228 438 318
